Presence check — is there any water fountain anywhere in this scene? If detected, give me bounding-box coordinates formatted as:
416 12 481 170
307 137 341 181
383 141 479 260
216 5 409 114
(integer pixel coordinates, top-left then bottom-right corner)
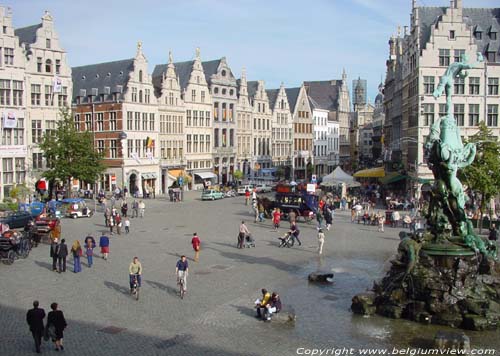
352 53 500 331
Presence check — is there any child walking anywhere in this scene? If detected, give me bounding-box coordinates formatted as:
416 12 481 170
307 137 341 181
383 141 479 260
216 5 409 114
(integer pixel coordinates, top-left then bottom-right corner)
124 217 130 234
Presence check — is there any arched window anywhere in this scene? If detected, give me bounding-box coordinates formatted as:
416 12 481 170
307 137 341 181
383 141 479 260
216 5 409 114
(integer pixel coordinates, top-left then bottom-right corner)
169 92 174 105
139 90 143 103
45 59 52 73
139 70 143 82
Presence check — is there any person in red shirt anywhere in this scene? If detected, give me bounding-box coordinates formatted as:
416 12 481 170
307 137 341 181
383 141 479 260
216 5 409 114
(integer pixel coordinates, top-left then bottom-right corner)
245 190 250 206
272 208 282 231
191 233 201 262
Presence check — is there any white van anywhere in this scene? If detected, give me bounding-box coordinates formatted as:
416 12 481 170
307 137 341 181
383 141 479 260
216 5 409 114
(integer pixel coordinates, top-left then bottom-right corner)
237 184 254 195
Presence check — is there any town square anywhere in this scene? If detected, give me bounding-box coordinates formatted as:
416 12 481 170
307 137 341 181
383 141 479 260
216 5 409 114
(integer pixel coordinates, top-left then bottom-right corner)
1 0 500 355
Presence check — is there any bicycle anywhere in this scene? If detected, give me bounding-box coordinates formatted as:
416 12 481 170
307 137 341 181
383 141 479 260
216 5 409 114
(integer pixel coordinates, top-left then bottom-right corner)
130 274 140 301
177 273 186 299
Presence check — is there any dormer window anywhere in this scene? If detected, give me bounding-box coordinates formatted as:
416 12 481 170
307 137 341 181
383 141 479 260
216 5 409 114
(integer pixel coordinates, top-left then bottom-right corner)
475 31 482 40
139 70 143 82
449 30 455 40
490 31 497 40
45 59 52 73
46 39 51 49
221 70 226 77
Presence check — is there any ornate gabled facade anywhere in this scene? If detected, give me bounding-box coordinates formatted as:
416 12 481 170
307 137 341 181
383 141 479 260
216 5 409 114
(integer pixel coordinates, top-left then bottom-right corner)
0 7 27 200
236 69 253 177
287 85 314 180
203 57 238 184
386 0 500 196
268 85 292 177
73 42 159 197
157 51 185 193
0 9 72 200
250 80 272 177
153 48 214 189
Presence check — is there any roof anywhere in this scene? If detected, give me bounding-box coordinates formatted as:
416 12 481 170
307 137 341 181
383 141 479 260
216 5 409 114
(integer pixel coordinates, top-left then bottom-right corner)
417 7 500 60
266 89 279 109
153 60 194 92
285 87 300 113
14 24 42 46
247 81 259 98
72 58 134 100
202 59 221 85
303 80 341 111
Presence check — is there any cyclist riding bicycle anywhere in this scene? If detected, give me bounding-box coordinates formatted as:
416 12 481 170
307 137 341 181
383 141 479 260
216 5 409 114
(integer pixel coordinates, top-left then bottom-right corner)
175 255 189 293
129 256 142 293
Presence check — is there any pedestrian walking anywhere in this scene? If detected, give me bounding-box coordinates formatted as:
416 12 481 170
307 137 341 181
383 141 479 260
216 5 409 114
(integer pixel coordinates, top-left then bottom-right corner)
99 234 110 260
317 229 325 255
272 208 281 230
252 200 259 223
84 235 95 267
26 300 45 353
46 302 67 351
290 221 302 246
121 201 128 217
138 200 145 218
288 210 296 225
258 203 265 222
377 213 385 232
238 221 250 249
132 200 139 218
50 238 59 272
191 232 201 262
56 239 68 273
104 208 110 227
316 211 324 229
245 189 250 205
115 214 122 235
70 240 82 273
124 217 130 234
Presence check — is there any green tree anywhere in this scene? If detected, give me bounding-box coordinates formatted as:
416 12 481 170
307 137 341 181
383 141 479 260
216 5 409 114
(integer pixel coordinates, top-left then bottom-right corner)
275 166 285 180
459 122 500 231
9 184 31 203
39 108 106 197
233 170 243 186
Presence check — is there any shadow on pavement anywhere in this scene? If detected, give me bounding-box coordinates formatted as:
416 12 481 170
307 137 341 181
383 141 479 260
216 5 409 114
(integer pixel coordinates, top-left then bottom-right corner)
34 260 53 271
144 279 178 297
230 304 256 319
103 280 130 296
0 303 261 356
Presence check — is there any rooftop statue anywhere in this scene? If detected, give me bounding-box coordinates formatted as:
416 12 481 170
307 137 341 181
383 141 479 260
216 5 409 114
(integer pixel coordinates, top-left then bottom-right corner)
425 52 495 257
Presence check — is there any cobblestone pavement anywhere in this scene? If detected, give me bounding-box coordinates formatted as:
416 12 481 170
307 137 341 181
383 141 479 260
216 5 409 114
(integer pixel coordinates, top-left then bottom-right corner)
1 192 499 356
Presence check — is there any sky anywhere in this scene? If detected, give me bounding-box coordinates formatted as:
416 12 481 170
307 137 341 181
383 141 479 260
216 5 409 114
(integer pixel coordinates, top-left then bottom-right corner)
6 0 499 101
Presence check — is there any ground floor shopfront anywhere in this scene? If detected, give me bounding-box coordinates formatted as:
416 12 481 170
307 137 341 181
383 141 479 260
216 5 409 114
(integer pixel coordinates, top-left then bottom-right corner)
97 164 160 198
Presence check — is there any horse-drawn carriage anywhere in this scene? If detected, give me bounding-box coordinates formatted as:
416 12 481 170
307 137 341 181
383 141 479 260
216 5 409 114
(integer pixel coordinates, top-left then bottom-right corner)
0 230 31 265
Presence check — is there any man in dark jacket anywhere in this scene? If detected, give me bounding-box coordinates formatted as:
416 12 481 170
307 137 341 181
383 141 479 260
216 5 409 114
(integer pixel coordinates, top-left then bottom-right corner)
26 300 46 353
56 239 68 273
50 238 59 272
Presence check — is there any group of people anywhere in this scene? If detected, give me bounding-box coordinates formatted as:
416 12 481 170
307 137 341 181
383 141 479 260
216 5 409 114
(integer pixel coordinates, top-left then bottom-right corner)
49 233 112 273
26 301 67 353
254 289 282 321
104 207 130 235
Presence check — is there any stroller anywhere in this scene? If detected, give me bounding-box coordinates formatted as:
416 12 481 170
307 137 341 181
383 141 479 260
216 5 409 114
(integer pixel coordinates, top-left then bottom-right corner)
244 233 256 248
278 232 293 248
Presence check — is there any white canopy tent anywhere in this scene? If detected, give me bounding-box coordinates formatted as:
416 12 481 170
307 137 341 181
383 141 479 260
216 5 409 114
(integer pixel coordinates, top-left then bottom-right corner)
321 167 355 185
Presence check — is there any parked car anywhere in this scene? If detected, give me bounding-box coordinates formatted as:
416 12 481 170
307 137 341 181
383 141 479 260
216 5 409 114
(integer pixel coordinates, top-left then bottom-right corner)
237 184 254 195
201 189 225 200
255 184 272 193
0 210 33 230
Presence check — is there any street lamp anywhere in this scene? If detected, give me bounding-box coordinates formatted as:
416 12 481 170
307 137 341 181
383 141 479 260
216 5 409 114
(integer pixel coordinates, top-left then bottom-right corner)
119 131 127 189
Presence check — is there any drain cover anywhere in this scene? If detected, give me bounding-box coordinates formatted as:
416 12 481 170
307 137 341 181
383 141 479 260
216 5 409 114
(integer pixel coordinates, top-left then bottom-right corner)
211 265 231 270
99 326 126 334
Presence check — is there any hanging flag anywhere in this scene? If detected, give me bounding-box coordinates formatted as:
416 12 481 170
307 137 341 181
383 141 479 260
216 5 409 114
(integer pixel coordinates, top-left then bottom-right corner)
2 110 17 129
53 76 62 93
145 136 154 148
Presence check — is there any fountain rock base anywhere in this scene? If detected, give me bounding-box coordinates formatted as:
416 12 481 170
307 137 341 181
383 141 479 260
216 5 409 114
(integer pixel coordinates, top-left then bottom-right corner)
352 250 500 331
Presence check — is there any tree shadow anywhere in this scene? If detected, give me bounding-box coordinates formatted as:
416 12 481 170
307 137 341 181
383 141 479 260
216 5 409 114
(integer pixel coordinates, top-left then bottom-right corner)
34 260 53 271
104 280 130 296
144 279 178 297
